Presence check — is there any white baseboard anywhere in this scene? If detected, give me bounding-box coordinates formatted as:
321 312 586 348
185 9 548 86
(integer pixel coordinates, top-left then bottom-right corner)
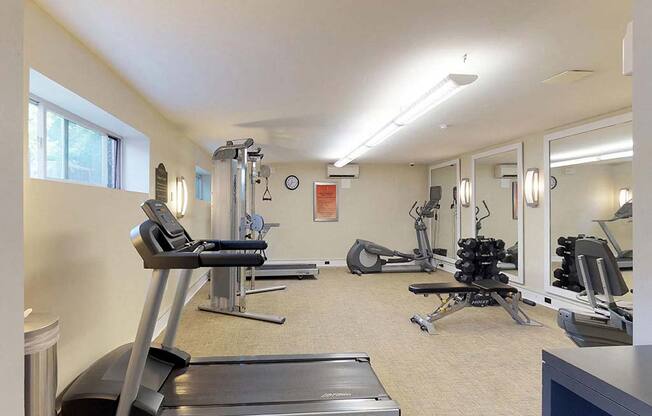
264 258 346 268
154 271 209 339
513 285 593 313
434 260 457 274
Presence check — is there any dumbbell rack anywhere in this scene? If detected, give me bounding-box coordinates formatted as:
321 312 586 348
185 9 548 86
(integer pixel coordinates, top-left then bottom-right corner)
454 237 510 307
552 235 587 293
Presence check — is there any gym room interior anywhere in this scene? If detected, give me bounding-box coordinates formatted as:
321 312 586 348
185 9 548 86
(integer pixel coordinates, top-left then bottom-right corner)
4 1 652 415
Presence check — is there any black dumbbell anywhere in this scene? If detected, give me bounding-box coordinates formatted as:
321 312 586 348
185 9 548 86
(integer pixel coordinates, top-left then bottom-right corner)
478 241 495 252
458 239 477 250
557 236 576 248
498 273 509 284
454 271 474 284
556 247 573 257
455 259 475 273
457 249 475 260
553 269 571 280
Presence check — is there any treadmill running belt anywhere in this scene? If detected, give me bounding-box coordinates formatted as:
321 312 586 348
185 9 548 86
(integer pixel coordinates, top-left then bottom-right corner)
160 360 388 407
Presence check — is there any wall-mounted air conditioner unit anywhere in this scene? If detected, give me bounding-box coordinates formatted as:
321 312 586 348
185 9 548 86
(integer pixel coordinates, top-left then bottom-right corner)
494 164 517 179
327 163 359 179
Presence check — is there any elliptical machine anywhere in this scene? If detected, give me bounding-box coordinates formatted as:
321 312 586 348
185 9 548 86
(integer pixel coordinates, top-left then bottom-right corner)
347 186 441 275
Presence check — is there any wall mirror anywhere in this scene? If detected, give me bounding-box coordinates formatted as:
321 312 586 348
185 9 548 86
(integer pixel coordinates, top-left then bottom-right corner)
472 143 524 284
544 113 633 300
429 159 460 263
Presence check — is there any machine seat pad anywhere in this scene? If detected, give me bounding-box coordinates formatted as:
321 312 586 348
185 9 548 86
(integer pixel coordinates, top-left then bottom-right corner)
472 279 518 293
409 282 478 295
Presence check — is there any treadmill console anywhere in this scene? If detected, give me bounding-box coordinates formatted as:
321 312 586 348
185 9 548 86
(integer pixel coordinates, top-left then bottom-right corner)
141 200 185 238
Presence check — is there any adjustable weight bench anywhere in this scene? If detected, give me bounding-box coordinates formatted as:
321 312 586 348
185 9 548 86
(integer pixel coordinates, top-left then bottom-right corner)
409 279 539 334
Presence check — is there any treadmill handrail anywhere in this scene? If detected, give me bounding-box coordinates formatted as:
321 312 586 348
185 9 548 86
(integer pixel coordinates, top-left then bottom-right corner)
199 252 264 267
208 239 268 251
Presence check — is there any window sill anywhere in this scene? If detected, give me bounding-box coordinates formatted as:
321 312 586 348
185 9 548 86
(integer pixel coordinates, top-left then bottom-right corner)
27 176 148 196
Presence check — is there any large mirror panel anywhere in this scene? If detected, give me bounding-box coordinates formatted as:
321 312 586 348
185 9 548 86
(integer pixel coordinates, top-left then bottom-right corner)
472 144 523 283
429 160 460 262
546 115 633 300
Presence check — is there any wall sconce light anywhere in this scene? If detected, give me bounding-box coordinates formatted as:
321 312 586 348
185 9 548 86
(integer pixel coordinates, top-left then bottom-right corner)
524 168 540 207
618 188 632 207
460 178 471 207
176 176 188 218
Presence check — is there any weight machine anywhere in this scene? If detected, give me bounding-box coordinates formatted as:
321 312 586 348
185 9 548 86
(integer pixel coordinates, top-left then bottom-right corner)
199 139 287 324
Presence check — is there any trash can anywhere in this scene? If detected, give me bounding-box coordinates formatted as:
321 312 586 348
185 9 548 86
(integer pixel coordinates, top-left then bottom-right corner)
24 312 59 416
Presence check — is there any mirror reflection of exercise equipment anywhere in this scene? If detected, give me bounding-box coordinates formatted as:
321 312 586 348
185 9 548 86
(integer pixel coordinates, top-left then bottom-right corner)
594 200 633 269
472 144 523 282
546 115 633 300
429 160 460 264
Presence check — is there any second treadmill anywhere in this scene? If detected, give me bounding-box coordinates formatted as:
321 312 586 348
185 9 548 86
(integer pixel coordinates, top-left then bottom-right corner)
249 222 320 279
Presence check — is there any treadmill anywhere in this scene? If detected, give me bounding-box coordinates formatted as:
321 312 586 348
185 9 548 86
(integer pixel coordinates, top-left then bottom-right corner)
593 200 633 270
60 200 399 416
247 222 319 279
557 237 633 347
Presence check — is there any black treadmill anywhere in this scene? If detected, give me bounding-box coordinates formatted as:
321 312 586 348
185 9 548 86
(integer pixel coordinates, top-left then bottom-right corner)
60 200 399 416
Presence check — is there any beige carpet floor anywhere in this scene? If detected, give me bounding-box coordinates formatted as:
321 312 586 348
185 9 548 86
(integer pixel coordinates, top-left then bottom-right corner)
162 268 576 416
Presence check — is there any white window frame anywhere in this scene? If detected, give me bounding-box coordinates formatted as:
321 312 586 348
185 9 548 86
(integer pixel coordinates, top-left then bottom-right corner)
29 94 123 189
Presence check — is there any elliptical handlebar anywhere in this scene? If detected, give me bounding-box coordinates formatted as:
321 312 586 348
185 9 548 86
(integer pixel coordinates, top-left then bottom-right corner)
408 201 419 220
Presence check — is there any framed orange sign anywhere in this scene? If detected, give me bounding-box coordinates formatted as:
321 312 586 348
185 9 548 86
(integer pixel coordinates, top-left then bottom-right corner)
313 182 339 222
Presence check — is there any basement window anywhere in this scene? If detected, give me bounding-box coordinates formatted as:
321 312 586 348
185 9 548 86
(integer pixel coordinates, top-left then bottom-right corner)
28 96 121 189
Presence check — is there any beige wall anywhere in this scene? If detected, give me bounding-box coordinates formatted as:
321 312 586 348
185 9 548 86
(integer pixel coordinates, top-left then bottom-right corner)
254 163 428 260
23 0 212 390
1 0 25 414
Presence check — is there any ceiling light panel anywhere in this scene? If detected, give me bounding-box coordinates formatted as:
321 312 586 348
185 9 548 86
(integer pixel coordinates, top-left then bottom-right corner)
334 73 478 167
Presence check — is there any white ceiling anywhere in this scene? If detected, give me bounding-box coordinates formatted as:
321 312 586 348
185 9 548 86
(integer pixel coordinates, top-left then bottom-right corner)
34 0 632 164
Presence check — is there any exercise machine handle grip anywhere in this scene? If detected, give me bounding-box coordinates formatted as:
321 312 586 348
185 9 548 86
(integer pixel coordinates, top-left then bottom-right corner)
199 252 265 267
205 240 268 251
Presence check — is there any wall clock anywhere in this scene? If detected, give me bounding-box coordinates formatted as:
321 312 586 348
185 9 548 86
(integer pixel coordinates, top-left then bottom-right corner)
550 175 558 190
285 175 300 190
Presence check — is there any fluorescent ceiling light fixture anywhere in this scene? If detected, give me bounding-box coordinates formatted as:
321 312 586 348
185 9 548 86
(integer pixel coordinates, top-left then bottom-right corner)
333 157 352 168
366 122 403 147
334 73 478 167
550 150 633 168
